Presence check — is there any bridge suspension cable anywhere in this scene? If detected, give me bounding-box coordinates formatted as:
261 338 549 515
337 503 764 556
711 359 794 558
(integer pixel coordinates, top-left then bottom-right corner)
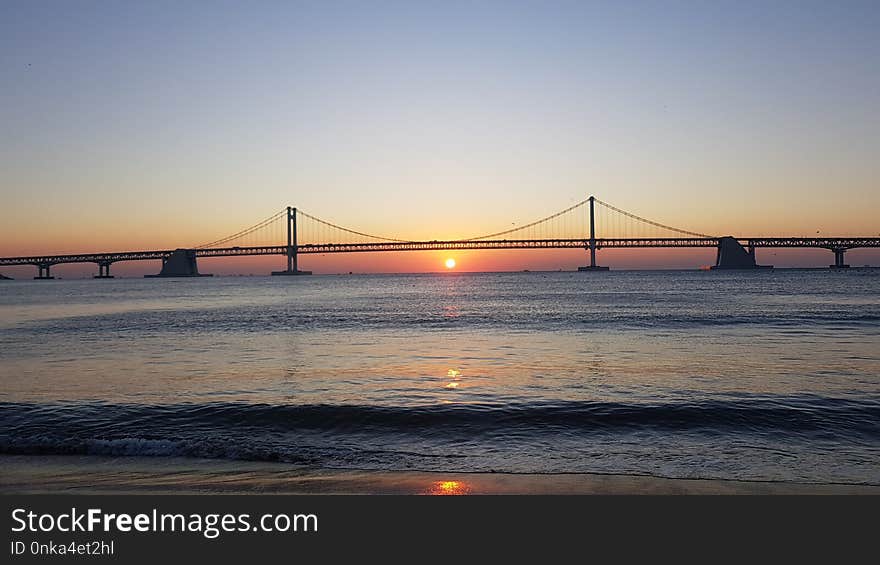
593 198 714 238
194 210 287 249
190 194 714 250
296 209 412 244
459 195 712 242
462 198 590 241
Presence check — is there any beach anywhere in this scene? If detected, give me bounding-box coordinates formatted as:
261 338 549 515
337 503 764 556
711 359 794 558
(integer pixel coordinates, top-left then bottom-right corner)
3 455 877 495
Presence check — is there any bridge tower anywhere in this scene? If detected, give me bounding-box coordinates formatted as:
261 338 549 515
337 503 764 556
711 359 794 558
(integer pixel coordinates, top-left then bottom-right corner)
272 206 312 276
578 196 609 271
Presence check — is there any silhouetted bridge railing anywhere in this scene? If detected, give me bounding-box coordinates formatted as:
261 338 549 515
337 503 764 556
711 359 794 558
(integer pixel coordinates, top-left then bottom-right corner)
1 196 877 278
198 237 878 256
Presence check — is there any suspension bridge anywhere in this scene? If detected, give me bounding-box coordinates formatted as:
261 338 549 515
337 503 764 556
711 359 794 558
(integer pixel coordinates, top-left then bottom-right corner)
1 196 877 279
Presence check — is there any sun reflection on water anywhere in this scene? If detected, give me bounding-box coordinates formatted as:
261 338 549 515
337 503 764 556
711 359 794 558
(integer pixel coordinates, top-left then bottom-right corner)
443 305 460 318
444 368 462 390
426 480 472 495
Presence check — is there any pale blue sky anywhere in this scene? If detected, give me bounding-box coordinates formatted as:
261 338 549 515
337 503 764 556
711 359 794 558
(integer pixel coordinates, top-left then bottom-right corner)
2 0 878 255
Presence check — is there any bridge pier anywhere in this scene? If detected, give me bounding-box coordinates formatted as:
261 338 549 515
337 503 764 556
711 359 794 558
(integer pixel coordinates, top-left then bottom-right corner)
578 259 609 272
145 249 212 278
578 196 609 271
94 261 114 278
34 263 55 279
830 248 850 269
711 237 772 270
272 207 312 276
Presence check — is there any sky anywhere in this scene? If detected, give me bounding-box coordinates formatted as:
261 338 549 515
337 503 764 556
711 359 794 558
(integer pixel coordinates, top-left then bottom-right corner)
1 0 878 275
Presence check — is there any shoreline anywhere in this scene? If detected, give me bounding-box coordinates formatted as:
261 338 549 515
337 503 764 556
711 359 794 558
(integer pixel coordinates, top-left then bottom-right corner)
2 455 877 495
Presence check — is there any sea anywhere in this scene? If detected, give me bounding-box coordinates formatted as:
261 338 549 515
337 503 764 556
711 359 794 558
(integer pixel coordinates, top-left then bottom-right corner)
1 270 878 484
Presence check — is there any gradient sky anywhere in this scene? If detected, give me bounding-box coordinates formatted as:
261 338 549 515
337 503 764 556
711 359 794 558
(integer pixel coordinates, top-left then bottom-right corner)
2 0 878 275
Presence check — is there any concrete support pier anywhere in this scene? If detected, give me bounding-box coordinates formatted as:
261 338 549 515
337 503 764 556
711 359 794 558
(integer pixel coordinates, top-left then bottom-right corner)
34 264 55 279
94 261 114 278
272 206 312 276
830 248 850 269
711 237 772 270
578 196 610 272
145 249 212 278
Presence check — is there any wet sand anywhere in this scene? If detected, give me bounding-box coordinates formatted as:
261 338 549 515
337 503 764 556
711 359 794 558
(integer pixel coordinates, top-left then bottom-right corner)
2 455 877 494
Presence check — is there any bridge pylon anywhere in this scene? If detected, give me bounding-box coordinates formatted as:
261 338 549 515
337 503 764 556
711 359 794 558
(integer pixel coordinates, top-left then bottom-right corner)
578 196 609 271
272 206 312 276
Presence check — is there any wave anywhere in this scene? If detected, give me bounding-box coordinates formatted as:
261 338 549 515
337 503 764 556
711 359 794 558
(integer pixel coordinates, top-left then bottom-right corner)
2 398 878 482
2 397 878 438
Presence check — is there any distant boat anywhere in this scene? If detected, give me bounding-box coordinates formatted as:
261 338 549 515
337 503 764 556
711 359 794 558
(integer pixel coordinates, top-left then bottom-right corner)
0 273 12 280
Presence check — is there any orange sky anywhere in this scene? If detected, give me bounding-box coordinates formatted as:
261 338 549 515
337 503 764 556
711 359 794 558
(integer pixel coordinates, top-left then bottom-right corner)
3 3 879 273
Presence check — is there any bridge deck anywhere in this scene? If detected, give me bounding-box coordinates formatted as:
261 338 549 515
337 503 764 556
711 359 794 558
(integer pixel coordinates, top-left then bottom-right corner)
1 238 878 266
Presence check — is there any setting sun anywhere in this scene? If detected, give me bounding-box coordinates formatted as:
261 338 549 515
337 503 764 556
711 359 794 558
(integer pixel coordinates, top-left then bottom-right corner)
445 258 456 269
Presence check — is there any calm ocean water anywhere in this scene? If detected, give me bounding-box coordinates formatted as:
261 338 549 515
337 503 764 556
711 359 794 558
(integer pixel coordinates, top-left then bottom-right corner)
1 270 878 484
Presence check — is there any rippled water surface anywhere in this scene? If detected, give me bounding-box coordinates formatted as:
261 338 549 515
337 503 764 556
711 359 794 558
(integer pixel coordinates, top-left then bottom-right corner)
1 270 878 483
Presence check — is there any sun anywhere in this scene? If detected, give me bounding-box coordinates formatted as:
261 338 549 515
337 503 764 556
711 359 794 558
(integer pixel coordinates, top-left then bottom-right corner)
445 258 456 269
